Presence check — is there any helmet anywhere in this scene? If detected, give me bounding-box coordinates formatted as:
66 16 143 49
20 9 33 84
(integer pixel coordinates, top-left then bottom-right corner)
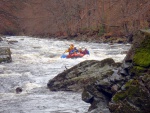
70 44 74 47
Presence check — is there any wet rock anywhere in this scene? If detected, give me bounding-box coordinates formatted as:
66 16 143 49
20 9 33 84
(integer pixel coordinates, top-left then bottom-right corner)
119 68 128 76
82 88 94 103
0 47 12 63
7 40 18 44
121 51 128 54
82 84 111 113
16 87 22 94
0 37 3 41
118 61 133 77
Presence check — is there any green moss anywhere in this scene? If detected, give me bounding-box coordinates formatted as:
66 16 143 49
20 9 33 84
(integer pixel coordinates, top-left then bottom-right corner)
124 80 133 89
131 66 146 75
113 91 127 102
133 49 150 68
113 80 139 102
127 86 139 98
101 70 114 79
0 58 3 63
133 34 150 68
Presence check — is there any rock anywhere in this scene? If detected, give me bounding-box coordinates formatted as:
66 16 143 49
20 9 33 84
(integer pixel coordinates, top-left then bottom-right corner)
47 58 116 92
16 87 22 94
125 29 150 63
7 40 18 44
47 57 128 112
0 37 3 41
82 84 111 113
82 87 94 103
111 84 119 93
109 29 150 113
0 47 12 63
125 33 133 43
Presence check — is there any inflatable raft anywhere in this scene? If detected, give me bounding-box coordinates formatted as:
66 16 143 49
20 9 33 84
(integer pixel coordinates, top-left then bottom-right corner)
61 53 88 58
66 53 85 58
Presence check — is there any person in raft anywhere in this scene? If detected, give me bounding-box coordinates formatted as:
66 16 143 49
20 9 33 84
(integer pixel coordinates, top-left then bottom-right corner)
65 44 75 54
65 44 90 55
70 47 78 54
83 48 90 55
78 47 90 55
78 47 84 54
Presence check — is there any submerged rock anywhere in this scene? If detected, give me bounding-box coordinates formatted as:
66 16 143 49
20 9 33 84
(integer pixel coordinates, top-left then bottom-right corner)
16 87 22 94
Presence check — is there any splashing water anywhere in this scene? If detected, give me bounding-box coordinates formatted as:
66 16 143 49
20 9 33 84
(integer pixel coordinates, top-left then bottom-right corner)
0 36 131 113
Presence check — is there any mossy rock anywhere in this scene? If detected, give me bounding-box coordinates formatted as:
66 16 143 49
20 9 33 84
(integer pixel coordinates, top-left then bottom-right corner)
130 66 146 75
112 91 127 102
109 100 140 113
133 49 150 68
112 77 150 113
112 80 139 102
133 32 150 68
142 74 150 83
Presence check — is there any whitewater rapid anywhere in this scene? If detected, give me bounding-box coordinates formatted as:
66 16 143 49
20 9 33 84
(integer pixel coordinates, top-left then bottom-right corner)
0 36 130 113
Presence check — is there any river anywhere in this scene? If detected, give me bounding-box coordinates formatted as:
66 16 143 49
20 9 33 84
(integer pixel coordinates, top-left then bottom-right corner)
0 36 130 113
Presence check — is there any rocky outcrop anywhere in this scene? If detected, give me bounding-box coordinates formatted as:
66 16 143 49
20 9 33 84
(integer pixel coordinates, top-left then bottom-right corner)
82 29 150 113
47 58 120 92
0 47 12 63
47 58 129 112
108 29 150 113
47 29 150 113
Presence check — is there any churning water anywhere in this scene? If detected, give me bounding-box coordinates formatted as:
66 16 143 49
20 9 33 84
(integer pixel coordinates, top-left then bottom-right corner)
0 36 130 113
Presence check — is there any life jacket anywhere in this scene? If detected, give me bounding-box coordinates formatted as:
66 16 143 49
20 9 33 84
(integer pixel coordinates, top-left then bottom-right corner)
70 48 78 54
66 45 74 53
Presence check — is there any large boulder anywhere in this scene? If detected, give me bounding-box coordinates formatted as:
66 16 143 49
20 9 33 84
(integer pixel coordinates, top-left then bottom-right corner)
47 58 126 112
82 30 150 113
0 47 12 63
47 58 119 92
109 29 150 113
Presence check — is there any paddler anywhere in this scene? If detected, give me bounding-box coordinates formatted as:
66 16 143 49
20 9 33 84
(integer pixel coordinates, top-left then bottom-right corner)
65 44 75 54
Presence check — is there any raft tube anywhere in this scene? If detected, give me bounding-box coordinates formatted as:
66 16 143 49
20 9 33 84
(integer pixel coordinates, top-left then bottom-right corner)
67 53 85 58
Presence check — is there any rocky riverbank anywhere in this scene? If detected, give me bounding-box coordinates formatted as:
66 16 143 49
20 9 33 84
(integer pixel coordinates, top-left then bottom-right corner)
55 33 131 44
47 29 150 113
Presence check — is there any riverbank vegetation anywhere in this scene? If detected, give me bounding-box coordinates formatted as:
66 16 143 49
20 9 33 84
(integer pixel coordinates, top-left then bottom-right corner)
0 0 150 43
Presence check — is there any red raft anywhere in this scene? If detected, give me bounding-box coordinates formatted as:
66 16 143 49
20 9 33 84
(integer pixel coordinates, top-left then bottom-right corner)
66 53 85 58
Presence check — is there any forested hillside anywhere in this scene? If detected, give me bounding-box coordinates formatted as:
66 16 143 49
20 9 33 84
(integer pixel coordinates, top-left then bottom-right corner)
0 0 150 38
